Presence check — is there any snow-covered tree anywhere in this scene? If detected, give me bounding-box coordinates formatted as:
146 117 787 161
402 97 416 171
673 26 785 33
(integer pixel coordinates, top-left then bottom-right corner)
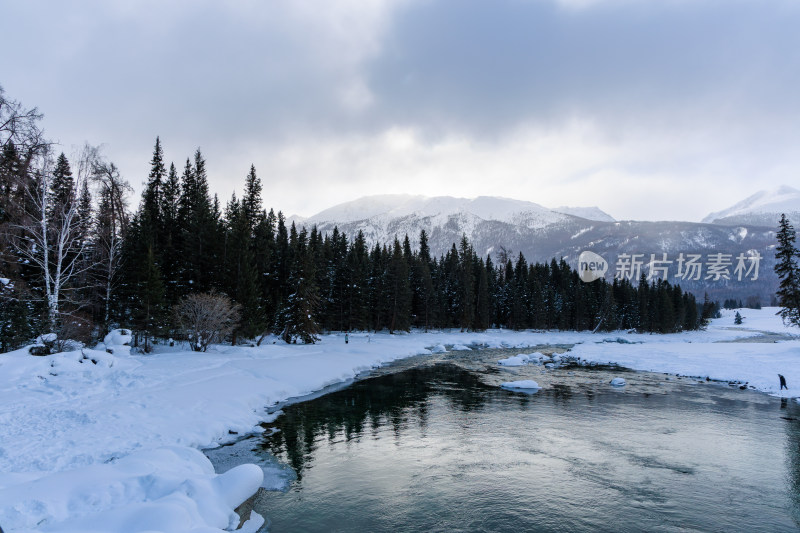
14 148 92 333
775 213 800 327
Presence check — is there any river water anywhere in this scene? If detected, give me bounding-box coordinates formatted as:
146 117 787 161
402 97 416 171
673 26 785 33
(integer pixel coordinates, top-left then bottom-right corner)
210 347 800 532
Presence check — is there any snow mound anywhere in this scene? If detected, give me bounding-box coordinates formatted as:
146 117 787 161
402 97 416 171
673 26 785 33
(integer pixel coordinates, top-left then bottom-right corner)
104 328 132 346
104 329 132 355
501 380 541 390
37 332 57 344
610 377 627 387
498 352 544 366
0 446 263 533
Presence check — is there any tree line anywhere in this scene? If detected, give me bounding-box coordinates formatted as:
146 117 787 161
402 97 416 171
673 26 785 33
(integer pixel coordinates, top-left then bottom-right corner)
0 88 702 352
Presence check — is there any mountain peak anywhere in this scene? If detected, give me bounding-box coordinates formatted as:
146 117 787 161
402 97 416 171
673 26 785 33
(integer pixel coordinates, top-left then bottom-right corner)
702 184 800 226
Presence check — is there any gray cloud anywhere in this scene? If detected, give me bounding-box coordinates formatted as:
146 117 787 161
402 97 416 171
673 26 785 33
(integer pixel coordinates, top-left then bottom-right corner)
367 0 800 135
2 0 799 219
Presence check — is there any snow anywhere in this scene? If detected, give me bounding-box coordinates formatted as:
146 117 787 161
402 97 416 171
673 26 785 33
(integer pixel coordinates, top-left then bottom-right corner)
501 380 541 390
702 184 800 225
305 194 568 228
0 447 264 533
37 332 57 344
553 206 615 222
103 328 132 348
610 377 626 387
1 309 799 531
498 352 546 366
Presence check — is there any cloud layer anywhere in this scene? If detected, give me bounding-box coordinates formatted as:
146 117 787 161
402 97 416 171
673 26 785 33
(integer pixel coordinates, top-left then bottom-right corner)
2 0 798 220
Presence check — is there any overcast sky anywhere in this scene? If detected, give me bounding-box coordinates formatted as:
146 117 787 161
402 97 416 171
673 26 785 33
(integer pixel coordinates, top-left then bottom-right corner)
2 0 799 221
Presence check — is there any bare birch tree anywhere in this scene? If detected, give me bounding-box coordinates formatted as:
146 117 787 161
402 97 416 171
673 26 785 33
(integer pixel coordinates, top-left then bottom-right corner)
91 156 131 328
14 148 95 332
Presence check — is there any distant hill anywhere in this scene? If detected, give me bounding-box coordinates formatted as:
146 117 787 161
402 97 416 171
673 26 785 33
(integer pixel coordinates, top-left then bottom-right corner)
292 194 781 303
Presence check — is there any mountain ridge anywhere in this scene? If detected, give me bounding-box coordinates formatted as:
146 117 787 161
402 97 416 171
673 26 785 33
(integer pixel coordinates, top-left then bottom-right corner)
289 192 784 301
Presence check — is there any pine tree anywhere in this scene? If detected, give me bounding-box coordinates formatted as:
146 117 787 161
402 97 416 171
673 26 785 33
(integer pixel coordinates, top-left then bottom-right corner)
413 230 434 331
142 137 165 243
49 152 74 218
161 162 182 305
775 213 800 327
223 196 265 342
474 257 490 330
346 230 370 331
458 235 475 331
277 227 321 343
734 311 743 325
176 150 218 294
242 164 262 233
387 237 412 333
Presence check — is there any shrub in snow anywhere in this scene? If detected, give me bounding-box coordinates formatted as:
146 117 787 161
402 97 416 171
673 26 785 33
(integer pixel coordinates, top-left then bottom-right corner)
174 291 241 352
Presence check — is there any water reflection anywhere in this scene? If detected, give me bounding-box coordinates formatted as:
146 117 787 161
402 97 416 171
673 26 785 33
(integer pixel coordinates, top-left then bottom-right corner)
259 365 493 479
786 403 800 526
248 359 800 533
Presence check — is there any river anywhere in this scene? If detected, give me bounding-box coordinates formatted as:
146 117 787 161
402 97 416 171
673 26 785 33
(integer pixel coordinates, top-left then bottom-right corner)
208 347 800 532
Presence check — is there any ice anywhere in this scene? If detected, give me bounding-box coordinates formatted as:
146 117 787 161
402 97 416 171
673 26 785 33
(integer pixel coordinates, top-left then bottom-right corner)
610 377 627 387
498 354 531 366
501 380 541 390
498 352 543 366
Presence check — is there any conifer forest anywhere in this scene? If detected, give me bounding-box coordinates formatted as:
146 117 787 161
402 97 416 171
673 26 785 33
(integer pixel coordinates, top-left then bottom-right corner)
0 90 700 352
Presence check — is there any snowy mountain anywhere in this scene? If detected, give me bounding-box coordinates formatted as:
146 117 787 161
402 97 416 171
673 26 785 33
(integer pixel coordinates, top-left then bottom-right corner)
552 205 615 222
293 193 780 301
702 185 800 227
305 194 570 228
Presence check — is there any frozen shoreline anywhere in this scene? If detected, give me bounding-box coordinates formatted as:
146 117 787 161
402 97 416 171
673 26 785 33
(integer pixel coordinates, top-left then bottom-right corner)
0 308 798 531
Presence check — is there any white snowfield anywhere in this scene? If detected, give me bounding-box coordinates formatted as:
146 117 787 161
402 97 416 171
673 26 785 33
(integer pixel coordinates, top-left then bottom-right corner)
0 308 798 532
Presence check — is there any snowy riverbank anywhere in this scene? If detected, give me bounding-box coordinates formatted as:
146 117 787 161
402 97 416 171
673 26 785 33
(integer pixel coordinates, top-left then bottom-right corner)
1 308 798 531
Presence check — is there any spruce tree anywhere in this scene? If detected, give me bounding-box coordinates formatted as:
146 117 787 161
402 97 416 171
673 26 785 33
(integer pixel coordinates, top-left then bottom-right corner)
50 152 74 217
242 164 262 233
458 236 475 331
277 227 321 343
775 213 800 327
474 257 490 330
388 238 412 333
223 197 265 342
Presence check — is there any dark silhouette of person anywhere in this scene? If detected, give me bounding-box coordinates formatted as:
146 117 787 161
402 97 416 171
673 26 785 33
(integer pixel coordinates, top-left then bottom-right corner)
779 374 788 390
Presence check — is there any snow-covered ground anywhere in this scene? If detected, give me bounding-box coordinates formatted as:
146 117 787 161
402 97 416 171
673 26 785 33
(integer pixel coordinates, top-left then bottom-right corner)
1 308 798 532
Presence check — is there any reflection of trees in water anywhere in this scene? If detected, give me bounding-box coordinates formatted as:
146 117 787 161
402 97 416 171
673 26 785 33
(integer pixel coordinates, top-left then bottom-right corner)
258 364 493 478
783 401 800 526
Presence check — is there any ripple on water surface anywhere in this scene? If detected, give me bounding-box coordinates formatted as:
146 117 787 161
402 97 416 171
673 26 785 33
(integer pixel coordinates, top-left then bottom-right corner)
209 347 800 533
